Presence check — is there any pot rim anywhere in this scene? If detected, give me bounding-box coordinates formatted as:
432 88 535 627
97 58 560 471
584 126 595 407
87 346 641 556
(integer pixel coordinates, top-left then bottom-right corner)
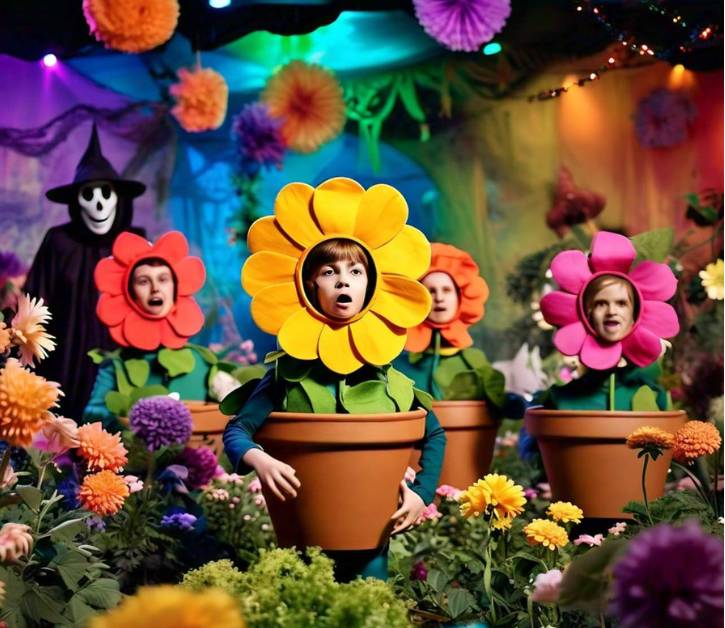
526 408 687 419
266 408 427 424
432 400 488 409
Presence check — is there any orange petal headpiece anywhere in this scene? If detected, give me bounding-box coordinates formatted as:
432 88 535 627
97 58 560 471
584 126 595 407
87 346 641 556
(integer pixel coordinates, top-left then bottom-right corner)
405 243 489 352
94 231 206 351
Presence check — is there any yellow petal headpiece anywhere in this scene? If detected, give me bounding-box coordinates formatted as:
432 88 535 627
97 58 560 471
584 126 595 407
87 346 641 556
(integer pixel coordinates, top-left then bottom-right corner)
242 177 432 374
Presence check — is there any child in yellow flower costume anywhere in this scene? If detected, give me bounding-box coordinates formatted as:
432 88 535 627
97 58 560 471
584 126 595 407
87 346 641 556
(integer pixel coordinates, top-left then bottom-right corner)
395 243 508 411
223 177 446 581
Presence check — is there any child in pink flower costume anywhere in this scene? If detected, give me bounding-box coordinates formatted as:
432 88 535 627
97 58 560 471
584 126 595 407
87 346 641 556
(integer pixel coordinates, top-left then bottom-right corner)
538 231 679 410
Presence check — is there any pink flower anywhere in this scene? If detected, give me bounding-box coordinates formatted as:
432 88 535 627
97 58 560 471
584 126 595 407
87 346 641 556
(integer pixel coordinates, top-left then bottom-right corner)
608 521 628 536
254 495 266 509
213 465 226 478
574 533 604 547
0 523 33 562
540 231 679 370
523 488 538 500
436 484 462 500
248 477 262 493
415 503 442 525
536 482 552 499
530 568 563 603
31 415 79 454
0 464 17 490
123 475 144 494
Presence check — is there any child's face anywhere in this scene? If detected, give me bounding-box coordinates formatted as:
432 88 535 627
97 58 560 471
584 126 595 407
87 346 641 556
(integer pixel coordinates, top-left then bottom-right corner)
422 271 459 324
312 259 368 319
132 263 175 317
588 281 635 342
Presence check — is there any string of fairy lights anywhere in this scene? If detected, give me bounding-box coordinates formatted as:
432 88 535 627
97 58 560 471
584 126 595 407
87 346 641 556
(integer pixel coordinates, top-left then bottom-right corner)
525 0 721 102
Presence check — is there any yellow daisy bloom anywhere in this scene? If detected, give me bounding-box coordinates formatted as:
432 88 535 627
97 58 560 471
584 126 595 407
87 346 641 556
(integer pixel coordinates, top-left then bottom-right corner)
546 501 584 524
89 585 244 628
524 519 569 550
699 259 724 301
459 473 527 523
242 177 432 374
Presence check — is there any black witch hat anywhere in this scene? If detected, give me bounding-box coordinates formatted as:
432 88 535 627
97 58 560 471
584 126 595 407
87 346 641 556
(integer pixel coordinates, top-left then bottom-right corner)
46 123 146 204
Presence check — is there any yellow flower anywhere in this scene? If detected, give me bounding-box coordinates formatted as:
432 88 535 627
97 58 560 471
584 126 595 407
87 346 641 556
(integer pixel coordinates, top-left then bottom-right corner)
79 470 129 517
546 501 584 524
673 420 722 464
459 473 527 524
699 259 724 300
10 294 56 367
89 585 245 628
626 426 674 450
0 358 60 447
242 178 432 374
524 519 569 550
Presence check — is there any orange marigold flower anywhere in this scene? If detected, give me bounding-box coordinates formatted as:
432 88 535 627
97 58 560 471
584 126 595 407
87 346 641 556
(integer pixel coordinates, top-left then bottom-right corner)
0 322 10 353
524 518 569 550
626 426 675 450
79 470 129 516
77 423 128 472
0 358 60 447
0 523 33 562
673 421 722 464
83 0 179 53
170 67 229 133
262 60 346 153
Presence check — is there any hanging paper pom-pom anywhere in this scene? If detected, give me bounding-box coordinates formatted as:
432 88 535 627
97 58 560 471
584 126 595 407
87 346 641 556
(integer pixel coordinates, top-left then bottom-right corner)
634 88 697 149
413 0 511 52
262 61 346 153
232 103 286 177
170 66 229 133
83 0 179 53
546 167 606 238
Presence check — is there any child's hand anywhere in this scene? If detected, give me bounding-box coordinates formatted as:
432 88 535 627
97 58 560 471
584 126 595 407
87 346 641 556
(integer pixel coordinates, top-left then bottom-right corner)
390 480 426 534
243 449 300 501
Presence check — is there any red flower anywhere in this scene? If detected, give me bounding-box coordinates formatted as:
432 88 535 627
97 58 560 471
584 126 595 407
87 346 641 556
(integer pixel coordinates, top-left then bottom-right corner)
94 231 205 350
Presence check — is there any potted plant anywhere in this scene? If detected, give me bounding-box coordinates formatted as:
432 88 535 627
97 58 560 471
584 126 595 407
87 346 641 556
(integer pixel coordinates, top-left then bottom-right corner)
395 243 507 489
526 231 687 518
222 177 446 575
87 230 262 453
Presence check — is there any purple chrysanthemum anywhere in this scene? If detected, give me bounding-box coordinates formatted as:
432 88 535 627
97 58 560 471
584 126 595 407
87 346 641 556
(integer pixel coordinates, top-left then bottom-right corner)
634 88 697 149
611 521 723 627
410 560 428 581
128 396 193 452
232 103 286 177
0 251 25 280
176 446 218 490
160 511 197 532
413 0 511 52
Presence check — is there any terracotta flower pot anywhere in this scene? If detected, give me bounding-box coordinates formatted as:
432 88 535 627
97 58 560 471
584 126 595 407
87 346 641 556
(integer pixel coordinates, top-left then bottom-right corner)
255 409 426 550
410 400 497 490
525 408 688 518
184 401 228 457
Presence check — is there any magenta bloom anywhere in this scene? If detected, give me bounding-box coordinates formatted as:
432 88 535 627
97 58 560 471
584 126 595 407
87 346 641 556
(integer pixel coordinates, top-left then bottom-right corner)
413 0 511 52
176 446 217 490
611 522 723 627
540 231 679 370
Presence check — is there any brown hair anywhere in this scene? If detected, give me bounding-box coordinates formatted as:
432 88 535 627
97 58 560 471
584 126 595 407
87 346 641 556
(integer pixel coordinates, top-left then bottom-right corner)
302 238 375 310
583 274 638 320
128 257 177 301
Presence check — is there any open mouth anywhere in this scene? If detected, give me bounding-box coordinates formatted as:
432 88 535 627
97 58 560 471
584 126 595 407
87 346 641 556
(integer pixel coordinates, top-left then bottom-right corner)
604 320 620 329
148 297 164 307
433 306 447 312
336 294 352 304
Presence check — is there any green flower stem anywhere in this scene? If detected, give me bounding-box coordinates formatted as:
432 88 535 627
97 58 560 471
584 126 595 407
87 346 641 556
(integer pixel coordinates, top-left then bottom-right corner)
641 454 654 526
483 527 496 623
608 371 616 411
672 460 718 517
0 447 11 485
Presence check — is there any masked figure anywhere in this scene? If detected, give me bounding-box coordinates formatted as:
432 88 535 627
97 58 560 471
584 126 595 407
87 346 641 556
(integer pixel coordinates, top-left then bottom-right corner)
25 124 146 420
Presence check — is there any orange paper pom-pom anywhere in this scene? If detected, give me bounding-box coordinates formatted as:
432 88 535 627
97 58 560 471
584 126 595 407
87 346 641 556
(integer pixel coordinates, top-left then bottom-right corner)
170 67 229 133
83 0 179 54
262 61 346 153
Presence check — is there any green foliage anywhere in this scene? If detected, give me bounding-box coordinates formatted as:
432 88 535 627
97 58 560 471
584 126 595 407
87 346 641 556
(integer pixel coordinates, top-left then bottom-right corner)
624 490 722 534
124 359 150 388
340 380 397 414
631 227 675 262
220 378 263 416
158 347 197 378
182 549 411 628
631 385 660 412
432 349 506 408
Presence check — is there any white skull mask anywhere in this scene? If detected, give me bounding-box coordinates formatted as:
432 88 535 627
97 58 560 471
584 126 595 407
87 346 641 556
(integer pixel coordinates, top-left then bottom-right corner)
77 181 118 235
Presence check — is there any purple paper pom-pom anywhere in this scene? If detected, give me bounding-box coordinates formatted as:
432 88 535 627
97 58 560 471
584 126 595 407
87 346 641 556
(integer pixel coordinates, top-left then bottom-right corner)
232 102 286 177
413 0 511 52
129 396 193 452
176 446 218 489
611 521 723 627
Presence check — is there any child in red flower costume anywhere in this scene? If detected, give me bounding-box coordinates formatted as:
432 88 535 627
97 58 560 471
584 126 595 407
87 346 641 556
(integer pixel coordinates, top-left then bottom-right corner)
83 231 215 429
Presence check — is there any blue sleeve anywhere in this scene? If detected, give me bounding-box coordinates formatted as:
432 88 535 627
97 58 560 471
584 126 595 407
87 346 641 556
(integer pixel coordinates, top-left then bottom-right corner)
82 361 117 429
222 370 275 475
410 409 446 505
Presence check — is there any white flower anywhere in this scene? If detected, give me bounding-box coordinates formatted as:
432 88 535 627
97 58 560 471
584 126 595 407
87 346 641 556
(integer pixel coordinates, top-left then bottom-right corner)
209 371 242 402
